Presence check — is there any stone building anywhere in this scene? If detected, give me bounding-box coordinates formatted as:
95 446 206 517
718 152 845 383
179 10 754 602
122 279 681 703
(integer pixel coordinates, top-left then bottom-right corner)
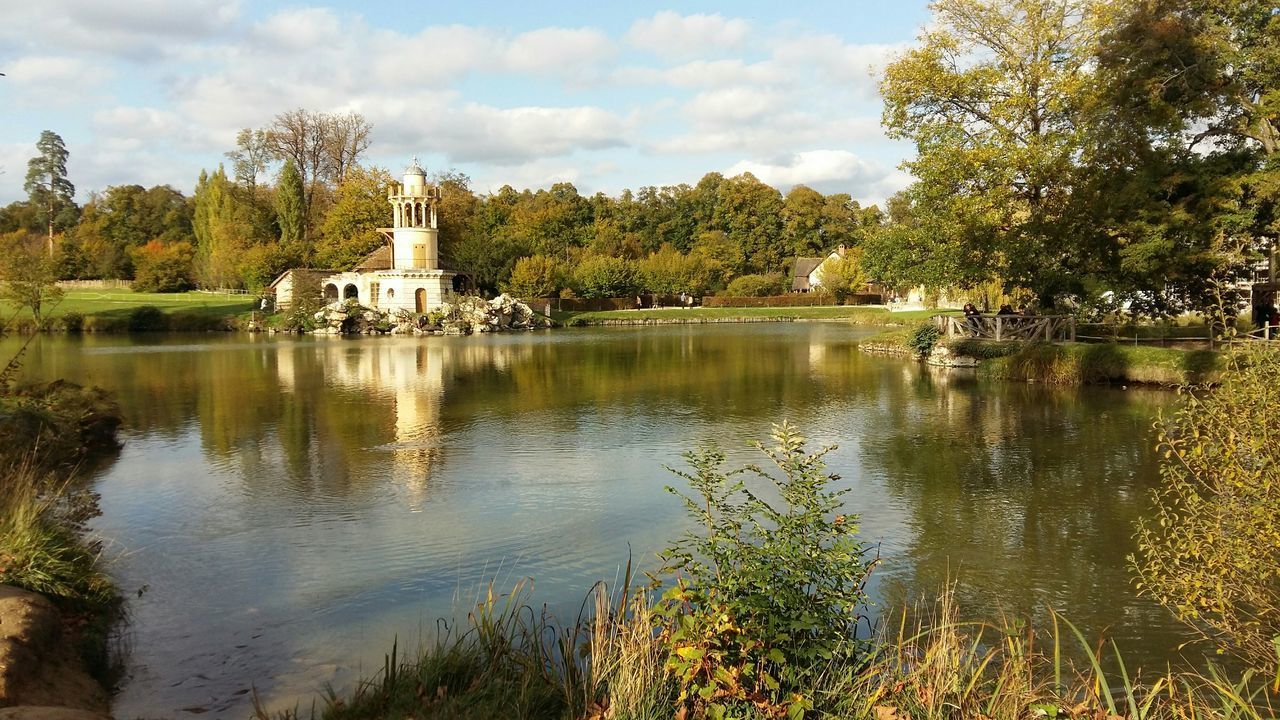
316 160 458 313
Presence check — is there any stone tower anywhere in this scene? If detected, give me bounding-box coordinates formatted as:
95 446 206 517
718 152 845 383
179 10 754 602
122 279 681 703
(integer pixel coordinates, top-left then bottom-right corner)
388 158 441 270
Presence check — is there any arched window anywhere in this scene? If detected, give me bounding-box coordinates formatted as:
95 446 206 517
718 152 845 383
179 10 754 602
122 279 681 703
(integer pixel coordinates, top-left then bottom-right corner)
386 288 395 300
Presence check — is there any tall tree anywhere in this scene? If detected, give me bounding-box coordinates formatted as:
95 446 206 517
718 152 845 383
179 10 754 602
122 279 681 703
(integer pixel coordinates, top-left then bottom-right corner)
23 131 76 256
314 165 394 270
225 128 271 192
322 112 373 184
880 0 1106 305
275 159 306 251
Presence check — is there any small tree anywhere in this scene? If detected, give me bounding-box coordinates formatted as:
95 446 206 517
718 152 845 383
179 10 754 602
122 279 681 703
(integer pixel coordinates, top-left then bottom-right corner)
503 254 562 299
1132 348 1280 672
0 235 63 328
724 273 786 297
816 248 868 302
655 423 875 719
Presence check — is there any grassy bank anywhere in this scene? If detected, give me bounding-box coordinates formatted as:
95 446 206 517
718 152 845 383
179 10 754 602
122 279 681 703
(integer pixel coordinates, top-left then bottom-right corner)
555 305 944 326
5 288 256 332
858 325 1225 385
0 352 125 683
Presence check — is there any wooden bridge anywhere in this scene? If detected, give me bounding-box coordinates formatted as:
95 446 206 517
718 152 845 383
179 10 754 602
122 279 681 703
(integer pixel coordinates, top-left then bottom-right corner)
935 314 1077 342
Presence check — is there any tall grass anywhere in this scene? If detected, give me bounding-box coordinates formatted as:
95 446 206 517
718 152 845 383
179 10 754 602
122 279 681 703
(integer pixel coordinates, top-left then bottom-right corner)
265 578 1278 720
0 461 114 608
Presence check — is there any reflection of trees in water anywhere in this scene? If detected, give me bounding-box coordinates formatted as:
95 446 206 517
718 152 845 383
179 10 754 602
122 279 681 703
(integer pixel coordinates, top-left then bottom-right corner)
860 372 1184 664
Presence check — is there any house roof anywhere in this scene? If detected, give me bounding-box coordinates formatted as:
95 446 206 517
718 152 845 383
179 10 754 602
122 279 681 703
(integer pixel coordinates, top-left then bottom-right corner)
353 245 393 272
268 267 339 289
791 257 824 291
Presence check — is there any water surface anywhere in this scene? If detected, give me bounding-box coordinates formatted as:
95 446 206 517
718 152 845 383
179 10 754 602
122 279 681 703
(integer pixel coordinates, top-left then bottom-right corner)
15 325 1188 717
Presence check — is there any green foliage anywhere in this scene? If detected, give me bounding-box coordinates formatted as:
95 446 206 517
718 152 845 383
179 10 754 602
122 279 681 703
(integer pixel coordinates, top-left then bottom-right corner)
276 158 306 248
130 240 196 292
60 312 84 333
127 305 168 332
23 130 77 243
724 273 785 297
571 254 639 299
0 236 64 328
654 423 874 719
1133 348 1280 672
503 254 563 299
0 464 116 612
815 248 868 302
906 322 941 357
637 244 718 296
315 165 395 270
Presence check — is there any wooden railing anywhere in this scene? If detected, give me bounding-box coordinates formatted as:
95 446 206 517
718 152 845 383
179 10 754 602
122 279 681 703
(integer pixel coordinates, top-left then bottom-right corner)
936 314 1077 342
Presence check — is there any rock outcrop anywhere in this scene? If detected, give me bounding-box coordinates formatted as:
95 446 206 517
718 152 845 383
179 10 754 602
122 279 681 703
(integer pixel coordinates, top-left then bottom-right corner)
0 586 109 717
308 294 544 336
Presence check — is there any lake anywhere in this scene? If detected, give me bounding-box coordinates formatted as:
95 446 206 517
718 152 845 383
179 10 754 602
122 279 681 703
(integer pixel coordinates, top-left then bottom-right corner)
14 324 1191 717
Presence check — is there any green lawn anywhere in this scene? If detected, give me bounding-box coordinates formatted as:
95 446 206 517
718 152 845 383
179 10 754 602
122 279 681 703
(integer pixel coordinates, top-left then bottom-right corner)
37 288 258 320
555 305 949 325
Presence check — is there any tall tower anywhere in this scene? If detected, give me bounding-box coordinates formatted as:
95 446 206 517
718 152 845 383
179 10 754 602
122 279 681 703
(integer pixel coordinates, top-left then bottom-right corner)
388 159 441 270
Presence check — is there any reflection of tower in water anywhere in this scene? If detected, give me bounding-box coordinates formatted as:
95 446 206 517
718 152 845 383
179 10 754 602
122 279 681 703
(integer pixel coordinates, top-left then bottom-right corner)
322 342 448 509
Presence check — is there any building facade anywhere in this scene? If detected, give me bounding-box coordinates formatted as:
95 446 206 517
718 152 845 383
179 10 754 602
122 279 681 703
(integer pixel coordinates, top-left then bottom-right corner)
318 160 457 313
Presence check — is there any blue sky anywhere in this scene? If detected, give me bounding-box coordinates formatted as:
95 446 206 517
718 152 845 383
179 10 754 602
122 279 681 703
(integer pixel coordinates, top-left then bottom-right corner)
0 1 931 206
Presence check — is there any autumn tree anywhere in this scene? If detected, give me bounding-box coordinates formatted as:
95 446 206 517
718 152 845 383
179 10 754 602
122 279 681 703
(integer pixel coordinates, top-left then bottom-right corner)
23 131 77 256
314 166 394 270
0 234 63 328
880 0 1107 306
502 255 564 298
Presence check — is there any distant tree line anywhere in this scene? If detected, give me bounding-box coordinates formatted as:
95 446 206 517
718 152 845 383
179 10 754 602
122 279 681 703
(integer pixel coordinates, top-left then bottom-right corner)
0 110 882 300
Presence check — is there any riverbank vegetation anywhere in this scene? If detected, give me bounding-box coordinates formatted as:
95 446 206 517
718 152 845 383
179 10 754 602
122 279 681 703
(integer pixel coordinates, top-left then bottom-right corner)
556 306 940 326
1 287 256 333
859 321 1228 386
264 395 1280 719
0 336 125 682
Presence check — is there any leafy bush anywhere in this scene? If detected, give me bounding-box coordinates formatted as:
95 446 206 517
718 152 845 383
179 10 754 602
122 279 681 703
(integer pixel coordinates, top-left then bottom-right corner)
129 240 196 293
127 305 168 332
654 422 874 719
944 337 1022 360
1133 348 1280 672
906 322 941 356
503 254 563 299
724 273 786 297
571 255 639 299
60 312 84 333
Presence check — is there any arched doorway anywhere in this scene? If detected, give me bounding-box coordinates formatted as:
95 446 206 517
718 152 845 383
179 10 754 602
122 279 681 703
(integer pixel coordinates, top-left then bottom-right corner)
415 288 426 314
323 283 339 301
343 284 359 301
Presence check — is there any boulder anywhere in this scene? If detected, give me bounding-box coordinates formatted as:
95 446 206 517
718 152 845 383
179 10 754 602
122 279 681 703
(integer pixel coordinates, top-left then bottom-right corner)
0 586 109 713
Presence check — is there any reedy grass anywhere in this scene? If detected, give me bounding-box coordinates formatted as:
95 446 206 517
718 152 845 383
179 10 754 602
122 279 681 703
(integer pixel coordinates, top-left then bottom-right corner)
0 460 114 609
267 579 1279 720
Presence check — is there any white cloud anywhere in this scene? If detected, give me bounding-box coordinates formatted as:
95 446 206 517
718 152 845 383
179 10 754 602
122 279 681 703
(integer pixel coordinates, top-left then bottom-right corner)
726 150 890 197
1 55 112 107
417 104 630 165
504 28 616 75
625 12 750 59
0 0 240 59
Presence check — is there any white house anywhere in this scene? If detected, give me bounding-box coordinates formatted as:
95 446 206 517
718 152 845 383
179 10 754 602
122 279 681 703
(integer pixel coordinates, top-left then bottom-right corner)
315 160 458 313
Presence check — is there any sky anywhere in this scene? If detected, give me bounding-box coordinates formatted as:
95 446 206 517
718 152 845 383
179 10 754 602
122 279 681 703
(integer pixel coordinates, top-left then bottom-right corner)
0 0 932 208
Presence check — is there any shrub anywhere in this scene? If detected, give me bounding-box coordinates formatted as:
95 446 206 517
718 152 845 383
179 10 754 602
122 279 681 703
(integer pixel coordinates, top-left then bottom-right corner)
127 305 168 332
503 254 563 299
906 322 941 356
654 422 875 719
129 240 196 293
571 255 639 299
60 312 84 333
724 273 786 297
1132 347 1280 672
